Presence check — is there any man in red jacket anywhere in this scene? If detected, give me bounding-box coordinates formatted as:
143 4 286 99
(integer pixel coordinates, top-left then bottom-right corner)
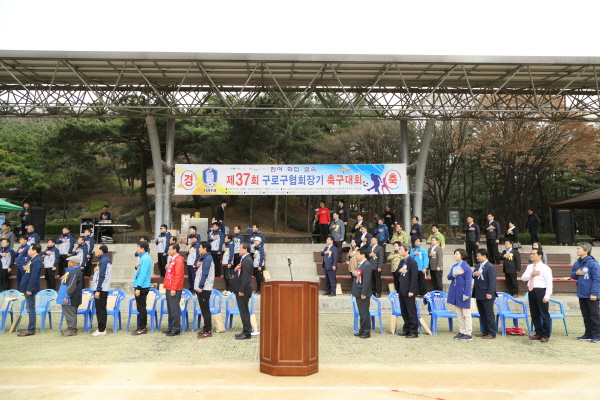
163 243 184 336
315 200 331 244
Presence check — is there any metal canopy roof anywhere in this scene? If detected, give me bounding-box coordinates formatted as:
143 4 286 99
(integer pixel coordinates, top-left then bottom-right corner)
1 50 600 120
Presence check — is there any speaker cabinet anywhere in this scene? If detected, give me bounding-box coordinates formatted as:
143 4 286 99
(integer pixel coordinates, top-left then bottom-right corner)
29 208 46 240
553 209 575 244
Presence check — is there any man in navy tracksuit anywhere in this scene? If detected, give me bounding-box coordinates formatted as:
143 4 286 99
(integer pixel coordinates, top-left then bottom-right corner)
571 242 600 343
74 236 89 273
17 243 43 336
248 225 265 245
56 226 75 276
208 223 224 278
194 242 215 338
43 239 60 291
15 236 30 289
155 224 172 278
26 225 40 246
221 235 236 295
252 237 265 294
0 238 15 291
83 229 95 277
232 226 244 266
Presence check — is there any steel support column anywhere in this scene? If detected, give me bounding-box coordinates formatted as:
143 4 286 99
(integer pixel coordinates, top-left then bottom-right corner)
413 120 435 224
146 115 164 238
164 119 175 229
400 120 411 232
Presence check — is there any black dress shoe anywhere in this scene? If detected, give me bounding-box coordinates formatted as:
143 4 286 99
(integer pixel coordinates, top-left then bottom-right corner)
397 332 408 336
235 334 251 340
406 334 418 338
165 330 180 336
359 332 370 339
375 293 381 298
354 330 364 337
162 329 172 334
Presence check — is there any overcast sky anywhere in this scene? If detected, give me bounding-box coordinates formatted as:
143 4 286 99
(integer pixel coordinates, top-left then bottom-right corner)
0 0 599 57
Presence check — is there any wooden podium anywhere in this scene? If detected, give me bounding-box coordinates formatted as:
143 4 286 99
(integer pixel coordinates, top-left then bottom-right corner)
260 281 319 376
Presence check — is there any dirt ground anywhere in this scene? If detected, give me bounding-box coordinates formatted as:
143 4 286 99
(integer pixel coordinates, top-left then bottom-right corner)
0 363 595 400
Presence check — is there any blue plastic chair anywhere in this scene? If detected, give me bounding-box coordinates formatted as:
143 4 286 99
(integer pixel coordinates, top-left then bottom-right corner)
350 294 383 334
224 292 255 331
17 289 57 332
58 288 95 333
159 289 193 332
90 289 126 333
525 292 568 336
387 291 422 334
0 290 21 333
126 288 162 332
426 291 457 335
192 290 224 333
495 292 530 336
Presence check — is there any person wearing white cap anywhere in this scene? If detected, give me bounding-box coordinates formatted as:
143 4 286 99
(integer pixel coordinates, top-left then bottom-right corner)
252 237 265 295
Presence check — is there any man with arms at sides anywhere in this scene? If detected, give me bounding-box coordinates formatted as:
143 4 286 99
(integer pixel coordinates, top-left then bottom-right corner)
484 214 501 264
329 212 345 264
232 226 244 266
43 239 60 291
315 200 331 244
232 242 254 340
526 209 541 244
522 248 553 342
17 243 42 337
221 234 235 296
428 237 443 292
352 246 372 339
462 216 480 267
215 201 227 234
571 242 600 343
472 249 497 339
410 216 422 247
195 241 215 338
56 254 83 336
358 225 371 248
321 236 338 297
163 243 184 336
91 245 113 337
368 236 384 298
251 237 265 295
391 224 409 245
501 240 521 297
396 243 419 338
351 214 368 244
56 226 75 277
0 238 15 291
155 224 171 278
131 241 152 335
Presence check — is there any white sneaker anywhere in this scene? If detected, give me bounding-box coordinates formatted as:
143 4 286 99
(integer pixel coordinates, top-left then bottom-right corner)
91 330 107 337
222 290 231 296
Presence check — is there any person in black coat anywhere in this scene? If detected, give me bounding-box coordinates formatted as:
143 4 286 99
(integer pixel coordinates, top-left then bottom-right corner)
462 216 480 267
383 206 395 240
232 242 254 340
215 201 227 234
410 216 422 247
484 214 501 264
526 209 541 243
351 214 368 244
395 243 419 338
501 240 521 297
472 249 497 339
352 247 373 338
505 220 519 244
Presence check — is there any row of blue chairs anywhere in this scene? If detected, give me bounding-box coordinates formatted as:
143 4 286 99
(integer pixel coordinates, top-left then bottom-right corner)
0 288 256 334
350 290 569 336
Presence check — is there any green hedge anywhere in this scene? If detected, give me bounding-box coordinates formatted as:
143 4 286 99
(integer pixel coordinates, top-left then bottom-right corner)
516 233 591 245
45 221 81 236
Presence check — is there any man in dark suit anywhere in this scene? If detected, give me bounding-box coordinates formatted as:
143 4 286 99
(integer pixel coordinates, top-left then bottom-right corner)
526 209 541 244
428 237 444 291
484 214 501 264
321 236 338 297
215 201 227 234
17 243 43 337
368 236 384 298
352 247 373 338
410 216 422 247
462 216 480 267
358 225 371 248
232 242 254 340
351 214 368 244
502 240 521 297
473 249 497 339
395 243 419 338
